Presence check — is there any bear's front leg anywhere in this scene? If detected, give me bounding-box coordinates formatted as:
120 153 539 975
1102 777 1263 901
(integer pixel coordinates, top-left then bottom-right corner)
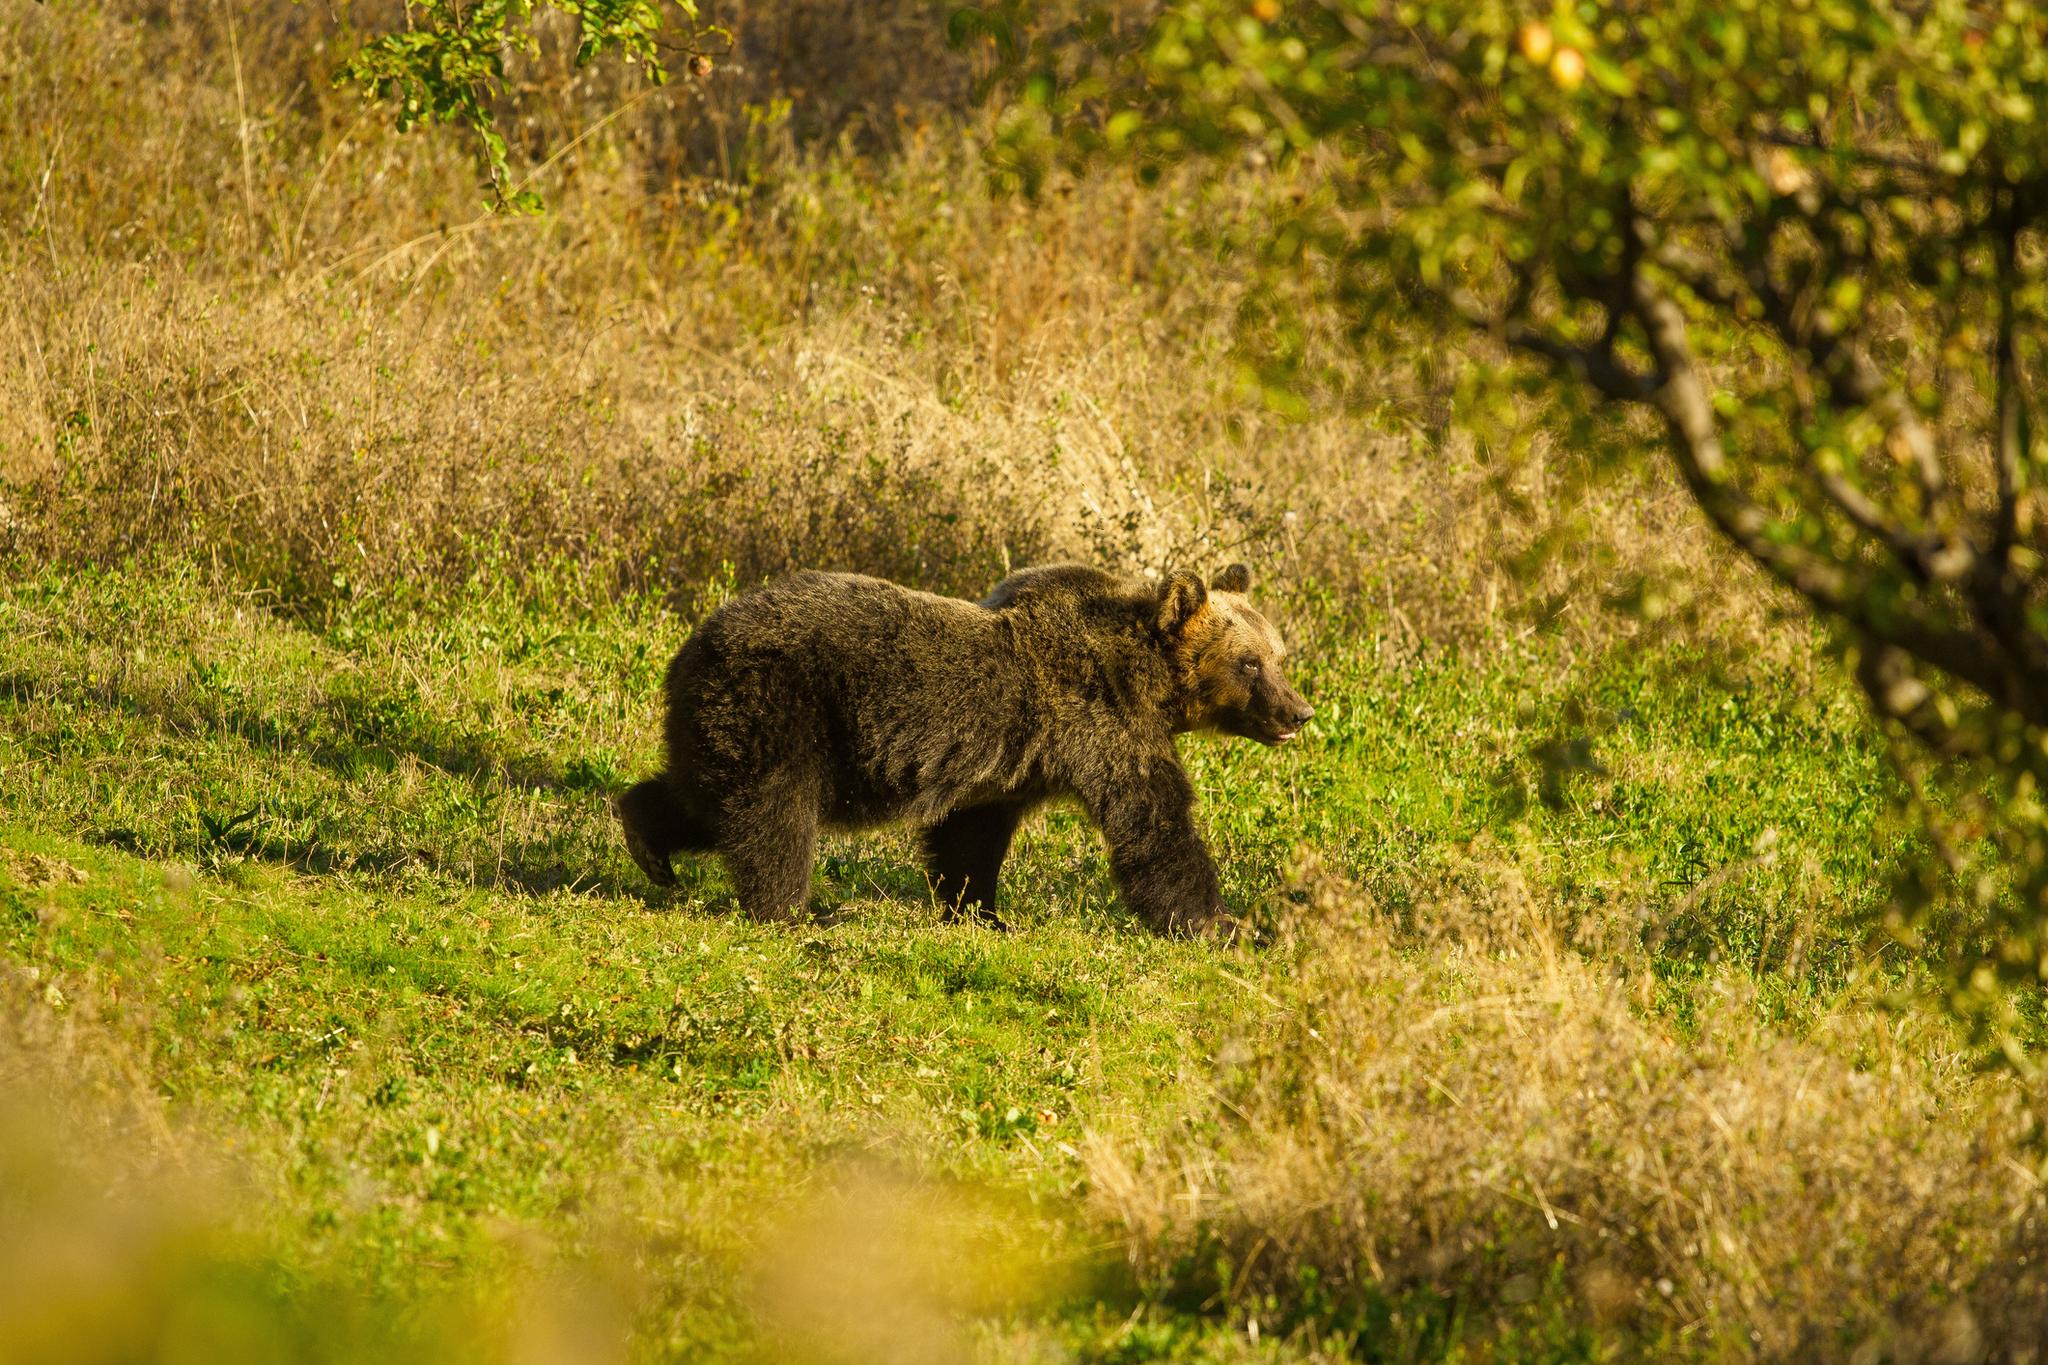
1080 754 1227 935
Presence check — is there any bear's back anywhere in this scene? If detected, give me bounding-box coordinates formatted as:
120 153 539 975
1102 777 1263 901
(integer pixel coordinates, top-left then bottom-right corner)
980 563 1125 610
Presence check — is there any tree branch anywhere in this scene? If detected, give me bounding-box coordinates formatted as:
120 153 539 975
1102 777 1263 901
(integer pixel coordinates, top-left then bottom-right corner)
1754 127 1947 181
1813 466 1956 576
1734 221 1958 570
1650 241 1743 312
1502 324 1660 402
1646 205 1955 548
1966 194 2048 707
1992 199 2024 567
1856 642 1963 756
1441 286 1658 402
1625 269 2039 721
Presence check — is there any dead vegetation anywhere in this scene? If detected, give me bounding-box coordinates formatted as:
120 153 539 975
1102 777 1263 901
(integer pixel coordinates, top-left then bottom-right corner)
1090 858 2048 1360
1 1 1781 660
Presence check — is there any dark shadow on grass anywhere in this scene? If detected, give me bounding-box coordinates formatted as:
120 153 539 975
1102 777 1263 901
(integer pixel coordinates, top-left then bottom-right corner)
312 689 626 796
259 828 704 903
23 667 1156 922
467 982 788 1083
0 664 623 800
84 816 698 905
6 663 669 898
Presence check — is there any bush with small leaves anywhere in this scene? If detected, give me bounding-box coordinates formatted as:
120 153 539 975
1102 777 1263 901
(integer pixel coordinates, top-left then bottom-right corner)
339 0 712 210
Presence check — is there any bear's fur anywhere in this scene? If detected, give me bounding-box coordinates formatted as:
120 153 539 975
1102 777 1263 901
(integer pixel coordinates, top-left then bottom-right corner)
616 562 1311 933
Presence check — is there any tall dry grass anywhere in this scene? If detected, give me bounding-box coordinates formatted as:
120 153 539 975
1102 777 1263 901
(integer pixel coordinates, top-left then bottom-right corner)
1088 857 2048 1359
0 0 1788 663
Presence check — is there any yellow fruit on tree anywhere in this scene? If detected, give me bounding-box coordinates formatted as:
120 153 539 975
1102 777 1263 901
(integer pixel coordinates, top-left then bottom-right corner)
1550 46 1586 90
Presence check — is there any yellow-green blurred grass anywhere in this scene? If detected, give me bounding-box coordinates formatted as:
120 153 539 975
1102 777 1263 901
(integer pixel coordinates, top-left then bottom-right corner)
0 889 1080 1365
0 950 625 1365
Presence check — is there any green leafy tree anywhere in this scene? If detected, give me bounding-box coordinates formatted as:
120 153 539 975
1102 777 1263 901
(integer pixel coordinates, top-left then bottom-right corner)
338 0 711 211
977 0 2048 1045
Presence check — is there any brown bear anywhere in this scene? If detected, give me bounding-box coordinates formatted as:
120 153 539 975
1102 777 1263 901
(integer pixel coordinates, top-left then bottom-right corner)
615 561 1311 933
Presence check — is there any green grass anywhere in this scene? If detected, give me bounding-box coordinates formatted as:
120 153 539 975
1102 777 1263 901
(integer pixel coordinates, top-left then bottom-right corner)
0 560 1909 1360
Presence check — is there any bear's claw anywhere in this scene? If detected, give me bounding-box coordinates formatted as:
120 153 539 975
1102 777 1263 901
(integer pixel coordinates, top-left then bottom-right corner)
618 806 678 888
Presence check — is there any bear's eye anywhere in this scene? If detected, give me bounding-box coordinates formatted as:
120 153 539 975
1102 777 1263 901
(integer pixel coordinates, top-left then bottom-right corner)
1238 657 1259 677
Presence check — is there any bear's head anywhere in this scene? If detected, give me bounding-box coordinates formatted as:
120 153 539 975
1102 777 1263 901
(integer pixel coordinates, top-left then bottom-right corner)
1158 563 1314 745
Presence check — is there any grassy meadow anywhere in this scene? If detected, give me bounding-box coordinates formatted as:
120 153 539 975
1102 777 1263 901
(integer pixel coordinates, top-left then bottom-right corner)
3 5 2045 1362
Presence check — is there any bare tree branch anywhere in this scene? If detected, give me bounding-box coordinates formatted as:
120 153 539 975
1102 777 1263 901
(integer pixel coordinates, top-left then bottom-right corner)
1992 200 2024 567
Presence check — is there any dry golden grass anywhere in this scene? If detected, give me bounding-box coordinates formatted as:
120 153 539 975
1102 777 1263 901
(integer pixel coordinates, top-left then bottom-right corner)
1088 856 2048 1360
0 0 1790 665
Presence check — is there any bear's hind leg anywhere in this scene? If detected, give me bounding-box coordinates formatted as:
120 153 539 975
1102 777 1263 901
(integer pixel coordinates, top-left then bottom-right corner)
923 801 1027 923
718 774 820 922
618 777 715 888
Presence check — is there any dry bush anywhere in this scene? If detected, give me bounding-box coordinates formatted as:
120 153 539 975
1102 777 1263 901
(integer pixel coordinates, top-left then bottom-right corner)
1088 861 2048 1360
1 244 1312 611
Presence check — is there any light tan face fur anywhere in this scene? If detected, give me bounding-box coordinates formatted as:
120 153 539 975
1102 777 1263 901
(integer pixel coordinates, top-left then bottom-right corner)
1178 591 1309 744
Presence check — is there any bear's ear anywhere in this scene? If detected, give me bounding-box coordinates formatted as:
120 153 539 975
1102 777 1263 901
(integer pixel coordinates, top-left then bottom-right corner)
1158 570 1209 634
1211 563 1251 594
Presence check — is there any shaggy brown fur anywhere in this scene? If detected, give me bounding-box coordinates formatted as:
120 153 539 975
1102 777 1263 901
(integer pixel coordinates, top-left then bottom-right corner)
617 562 1311 932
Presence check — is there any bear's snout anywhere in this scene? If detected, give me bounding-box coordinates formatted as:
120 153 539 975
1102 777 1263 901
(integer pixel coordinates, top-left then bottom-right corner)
1269 695 1313 744
1237 674 1313 745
